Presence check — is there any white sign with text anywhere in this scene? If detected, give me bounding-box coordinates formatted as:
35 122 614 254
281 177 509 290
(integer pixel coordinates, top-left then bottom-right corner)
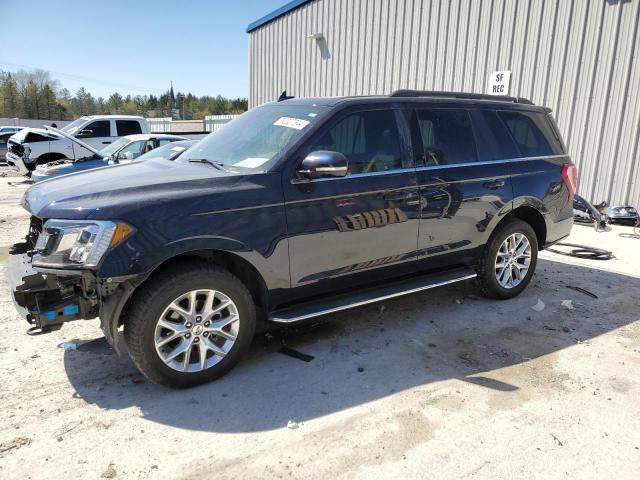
487 71 511 95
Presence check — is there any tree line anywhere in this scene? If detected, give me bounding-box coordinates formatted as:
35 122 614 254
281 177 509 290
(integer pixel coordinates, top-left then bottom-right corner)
0 69 248 121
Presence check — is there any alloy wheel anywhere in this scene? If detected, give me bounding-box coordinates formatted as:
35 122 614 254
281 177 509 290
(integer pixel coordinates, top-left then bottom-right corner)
494 233 532 289
154 289 239 372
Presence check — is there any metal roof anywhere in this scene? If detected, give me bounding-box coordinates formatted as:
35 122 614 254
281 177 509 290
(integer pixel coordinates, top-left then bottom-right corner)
246 0 313 33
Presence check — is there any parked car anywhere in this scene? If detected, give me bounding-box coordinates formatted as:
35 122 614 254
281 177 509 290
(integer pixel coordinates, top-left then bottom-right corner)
0 126 25 135
0 132 16 164
5 115 150 174
31 133 187 183
8 90 575 388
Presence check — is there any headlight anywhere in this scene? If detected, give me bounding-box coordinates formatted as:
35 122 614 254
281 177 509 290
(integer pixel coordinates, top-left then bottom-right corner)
33 219 135 269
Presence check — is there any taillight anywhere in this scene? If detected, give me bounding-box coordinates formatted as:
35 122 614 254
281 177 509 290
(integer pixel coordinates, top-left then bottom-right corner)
561 163 578 199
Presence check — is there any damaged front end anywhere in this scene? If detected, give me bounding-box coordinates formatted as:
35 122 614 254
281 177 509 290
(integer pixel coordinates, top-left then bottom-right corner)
8 242 99 331
8 215 139 350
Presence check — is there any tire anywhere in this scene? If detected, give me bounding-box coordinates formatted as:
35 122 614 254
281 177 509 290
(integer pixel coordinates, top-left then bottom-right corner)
475 218 538 299
124 262 256 388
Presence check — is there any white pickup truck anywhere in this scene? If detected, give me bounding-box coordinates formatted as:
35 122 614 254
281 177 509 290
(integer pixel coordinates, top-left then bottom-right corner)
5 115 150 175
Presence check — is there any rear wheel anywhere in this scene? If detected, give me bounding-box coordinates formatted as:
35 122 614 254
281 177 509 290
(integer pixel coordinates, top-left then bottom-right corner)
124 262 256 388
476 219 538 299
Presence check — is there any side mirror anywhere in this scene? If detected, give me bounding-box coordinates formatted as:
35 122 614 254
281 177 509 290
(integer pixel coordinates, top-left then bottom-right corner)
76 129 93 138
298 150 348 179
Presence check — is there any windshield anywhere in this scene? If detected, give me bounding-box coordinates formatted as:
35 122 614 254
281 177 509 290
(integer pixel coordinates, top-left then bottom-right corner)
62 117 89 134
178 105 327 170
99 137 131 157
137 140 197 161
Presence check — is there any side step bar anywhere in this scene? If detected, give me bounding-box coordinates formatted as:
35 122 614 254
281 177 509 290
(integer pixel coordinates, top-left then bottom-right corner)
270 268 477 324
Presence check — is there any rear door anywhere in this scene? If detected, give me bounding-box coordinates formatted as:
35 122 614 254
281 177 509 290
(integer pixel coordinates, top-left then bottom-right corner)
283 105 420 294
411 107 513 269
116 120 143 136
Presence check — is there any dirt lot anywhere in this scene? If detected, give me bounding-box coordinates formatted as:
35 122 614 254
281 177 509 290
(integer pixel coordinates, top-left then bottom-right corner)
1 171 639 479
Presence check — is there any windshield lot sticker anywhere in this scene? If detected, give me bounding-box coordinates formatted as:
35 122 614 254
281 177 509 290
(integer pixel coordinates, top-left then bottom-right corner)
234 157 270 168
274 117 309 130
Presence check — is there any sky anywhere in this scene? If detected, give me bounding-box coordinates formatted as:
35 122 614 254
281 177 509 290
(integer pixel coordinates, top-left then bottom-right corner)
0 0 286 99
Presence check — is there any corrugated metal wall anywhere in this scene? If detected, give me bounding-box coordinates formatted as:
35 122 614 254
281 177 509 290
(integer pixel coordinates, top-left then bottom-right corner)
249 0 640 206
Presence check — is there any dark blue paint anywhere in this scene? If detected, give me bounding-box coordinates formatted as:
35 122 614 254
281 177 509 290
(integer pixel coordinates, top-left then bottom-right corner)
21 96 574 317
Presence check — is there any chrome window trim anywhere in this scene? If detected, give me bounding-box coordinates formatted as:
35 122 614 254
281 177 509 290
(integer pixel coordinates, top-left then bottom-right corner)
415 154 568 172
291 167 416 184
291 154 568 183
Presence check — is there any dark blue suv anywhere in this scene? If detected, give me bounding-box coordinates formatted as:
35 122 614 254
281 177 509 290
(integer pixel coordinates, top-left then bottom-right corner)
9 91 576 388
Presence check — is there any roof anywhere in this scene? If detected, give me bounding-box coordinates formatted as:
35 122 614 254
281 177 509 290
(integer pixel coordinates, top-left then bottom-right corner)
247 0 313 33
80 115 146 120
265 92 546 112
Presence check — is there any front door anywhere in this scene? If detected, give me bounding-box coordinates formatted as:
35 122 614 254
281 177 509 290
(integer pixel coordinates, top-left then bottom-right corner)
283 107 420 295
74 119 113 156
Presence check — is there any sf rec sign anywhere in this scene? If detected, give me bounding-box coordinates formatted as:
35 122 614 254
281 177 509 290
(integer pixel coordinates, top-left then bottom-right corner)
487 70 511 95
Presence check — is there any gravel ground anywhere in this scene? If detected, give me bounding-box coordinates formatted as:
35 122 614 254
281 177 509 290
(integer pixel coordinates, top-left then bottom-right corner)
0 173 639 479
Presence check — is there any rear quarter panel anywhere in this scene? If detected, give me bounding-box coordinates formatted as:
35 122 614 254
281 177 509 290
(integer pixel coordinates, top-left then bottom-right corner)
510 155 574 245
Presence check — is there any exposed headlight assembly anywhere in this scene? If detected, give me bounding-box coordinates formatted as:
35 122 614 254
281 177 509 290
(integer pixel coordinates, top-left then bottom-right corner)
33 219 135 269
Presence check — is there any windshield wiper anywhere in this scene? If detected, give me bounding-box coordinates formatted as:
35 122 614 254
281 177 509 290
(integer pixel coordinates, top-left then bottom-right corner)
188 159 224 170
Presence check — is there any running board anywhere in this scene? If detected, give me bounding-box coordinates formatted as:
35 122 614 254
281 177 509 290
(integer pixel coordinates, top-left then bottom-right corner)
270 268 477 323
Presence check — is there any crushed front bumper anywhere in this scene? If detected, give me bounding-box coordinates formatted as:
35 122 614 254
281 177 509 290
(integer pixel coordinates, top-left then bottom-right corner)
5 152 30 175
8 247 98 330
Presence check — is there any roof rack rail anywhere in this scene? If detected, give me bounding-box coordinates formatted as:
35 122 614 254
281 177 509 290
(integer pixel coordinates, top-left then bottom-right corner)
389 89 533 105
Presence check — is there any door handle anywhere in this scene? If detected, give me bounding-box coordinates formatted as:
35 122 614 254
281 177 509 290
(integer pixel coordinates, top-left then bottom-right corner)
483 179 505 189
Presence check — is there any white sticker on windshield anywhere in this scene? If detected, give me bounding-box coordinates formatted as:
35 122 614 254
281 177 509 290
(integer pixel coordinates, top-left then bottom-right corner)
274 116 309 130
234 157 270 168
170 146 186 152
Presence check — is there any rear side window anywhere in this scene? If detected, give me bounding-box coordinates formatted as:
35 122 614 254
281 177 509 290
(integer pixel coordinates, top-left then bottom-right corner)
473 110 520 160
116 120 142 136
413 109 476 166
309 109 403 174
499 111 553 157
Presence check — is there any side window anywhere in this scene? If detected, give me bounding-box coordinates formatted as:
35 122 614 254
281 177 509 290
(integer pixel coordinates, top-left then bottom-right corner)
499 111 553 157
308 109 403 174
413 109 476 166
117 141 145 160
116 120 142 136
81 120 111 138
158 138 176 147
474 110 520 160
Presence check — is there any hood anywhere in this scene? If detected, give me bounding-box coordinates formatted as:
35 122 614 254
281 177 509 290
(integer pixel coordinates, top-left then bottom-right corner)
22 158 252 220
44 126 103 156
10 127 61 143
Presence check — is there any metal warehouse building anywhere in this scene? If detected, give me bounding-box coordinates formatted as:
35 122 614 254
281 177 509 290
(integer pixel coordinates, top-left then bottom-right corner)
247 0 640 207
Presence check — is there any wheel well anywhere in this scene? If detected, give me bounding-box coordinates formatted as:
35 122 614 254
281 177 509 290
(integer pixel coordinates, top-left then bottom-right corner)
139 250 269 313
503 206 547 248
36 152 67 165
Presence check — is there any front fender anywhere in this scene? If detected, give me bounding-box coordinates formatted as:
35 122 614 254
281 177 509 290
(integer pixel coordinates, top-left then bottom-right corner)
98 233 290 292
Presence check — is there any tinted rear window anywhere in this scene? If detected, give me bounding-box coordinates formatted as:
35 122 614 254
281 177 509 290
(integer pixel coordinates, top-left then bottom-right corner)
472 110 520 161
499 111 553 157
413 109 477 166
116 120 142 136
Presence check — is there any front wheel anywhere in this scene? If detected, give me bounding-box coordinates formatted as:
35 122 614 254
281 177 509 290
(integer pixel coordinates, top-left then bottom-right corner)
476 219 538 299
124 262 256 388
